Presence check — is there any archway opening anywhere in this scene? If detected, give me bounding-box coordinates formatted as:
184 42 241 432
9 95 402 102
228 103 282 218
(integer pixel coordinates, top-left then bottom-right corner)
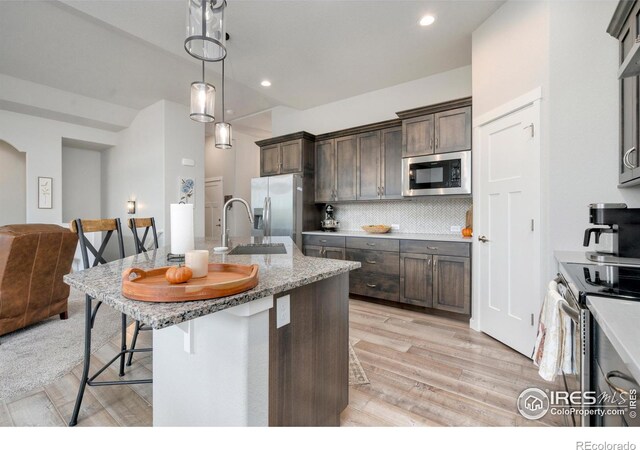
0 140 26 225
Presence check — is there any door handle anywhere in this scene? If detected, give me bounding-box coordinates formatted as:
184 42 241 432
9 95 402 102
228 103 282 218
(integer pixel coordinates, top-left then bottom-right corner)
623 147 637 169
478 236 490 243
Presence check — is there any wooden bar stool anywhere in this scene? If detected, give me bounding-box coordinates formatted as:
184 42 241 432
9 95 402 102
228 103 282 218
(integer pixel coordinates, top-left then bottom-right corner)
126 217 158 366
68 218 151 427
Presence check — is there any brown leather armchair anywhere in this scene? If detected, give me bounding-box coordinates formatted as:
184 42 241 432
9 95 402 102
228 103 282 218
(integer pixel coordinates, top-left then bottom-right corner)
0 224 78 337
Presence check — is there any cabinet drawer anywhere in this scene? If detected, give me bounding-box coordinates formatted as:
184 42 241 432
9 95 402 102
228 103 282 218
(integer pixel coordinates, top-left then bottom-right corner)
400 240 470 257
303 234 345 248
594 322 640 427
345 248 399 275
346 236 399 252
349 271 399 302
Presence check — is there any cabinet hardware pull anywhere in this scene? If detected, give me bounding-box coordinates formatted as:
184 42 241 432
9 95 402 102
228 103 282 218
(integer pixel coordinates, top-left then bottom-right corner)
430 138 433 150
427 246 438 250
366 283 377 288
365 260 376 264
380 186 384 196
623 147 637 169
320 239 327 243
366 242 376 247
605 371 635 396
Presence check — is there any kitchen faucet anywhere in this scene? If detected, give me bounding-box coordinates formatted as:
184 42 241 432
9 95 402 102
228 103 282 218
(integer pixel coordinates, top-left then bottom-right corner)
221 197 253 248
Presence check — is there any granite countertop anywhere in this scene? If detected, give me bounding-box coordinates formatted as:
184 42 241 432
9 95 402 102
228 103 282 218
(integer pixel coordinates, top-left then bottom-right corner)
587 296 640 383
302 230 472 243
64 236 360 330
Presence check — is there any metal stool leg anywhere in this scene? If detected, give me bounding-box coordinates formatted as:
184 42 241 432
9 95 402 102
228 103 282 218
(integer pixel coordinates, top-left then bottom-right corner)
127 320 141 367
119 313 127 377
69 295 93 427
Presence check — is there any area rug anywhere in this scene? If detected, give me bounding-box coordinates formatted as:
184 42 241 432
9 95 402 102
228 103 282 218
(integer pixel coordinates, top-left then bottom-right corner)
349 342 370 386
0 288 121 402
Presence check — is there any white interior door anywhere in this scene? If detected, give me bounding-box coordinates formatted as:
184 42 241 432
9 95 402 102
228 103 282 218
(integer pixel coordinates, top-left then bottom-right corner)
476 100 541 357
205 177 224 238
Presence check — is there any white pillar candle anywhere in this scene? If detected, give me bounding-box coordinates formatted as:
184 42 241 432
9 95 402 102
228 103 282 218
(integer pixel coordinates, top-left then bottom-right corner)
185 250 209 278
170 203 195 255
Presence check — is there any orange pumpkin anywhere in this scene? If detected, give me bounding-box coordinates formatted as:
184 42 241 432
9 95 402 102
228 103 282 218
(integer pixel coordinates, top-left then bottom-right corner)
462 227 473 237
165 264 193 284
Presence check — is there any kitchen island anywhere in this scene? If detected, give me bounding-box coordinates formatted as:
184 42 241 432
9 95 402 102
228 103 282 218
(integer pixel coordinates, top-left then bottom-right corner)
64 236 360 426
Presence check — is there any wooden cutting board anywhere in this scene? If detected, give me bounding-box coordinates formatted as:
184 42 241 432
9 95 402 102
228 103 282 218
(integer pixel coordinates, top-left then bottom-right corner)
121 263 259 302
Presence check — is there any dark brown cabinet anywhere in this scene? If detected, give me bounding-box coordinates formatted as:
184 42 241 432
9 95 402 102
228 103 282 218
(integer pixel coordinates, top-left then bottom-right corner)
314 136 357 202
398 98 472 158
432 255 471 315
256 132 315 178
356 127 403 201
303 244 345 260
608 1 640 186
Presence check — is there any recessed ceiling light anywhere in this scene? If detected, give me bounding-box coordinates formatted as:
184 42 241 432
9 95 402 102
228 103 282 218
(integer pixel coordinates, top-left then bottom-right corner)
261 80 271 87
419 15 435 27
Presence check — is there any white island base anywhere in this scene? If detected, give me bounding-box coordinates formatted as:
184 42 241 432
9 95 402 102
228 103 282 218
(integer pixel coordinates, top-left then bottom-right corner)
152 296 274 426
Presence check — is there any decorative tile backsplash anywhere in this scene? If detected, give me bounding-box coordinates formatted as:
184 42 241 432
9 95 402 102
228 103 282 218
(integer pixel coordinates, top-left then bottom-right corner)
333 198 473 234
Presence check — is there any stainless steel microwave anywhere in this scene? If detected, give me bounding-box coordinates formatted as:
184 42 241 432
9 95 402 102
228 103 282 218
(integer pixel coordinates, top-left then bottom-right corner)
402 151 471 197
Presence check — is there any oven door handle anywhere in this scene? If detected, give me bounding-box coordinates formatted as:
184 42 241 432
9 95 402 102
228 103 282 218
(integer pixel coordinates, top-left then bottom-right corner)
559 300 580 324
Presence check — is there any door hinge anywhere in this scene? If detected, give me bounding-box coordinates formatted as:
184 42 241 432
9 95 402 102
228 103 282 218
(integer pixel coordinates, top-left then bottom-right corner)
531 314 535 326
531 219 535 231
524 123 534 138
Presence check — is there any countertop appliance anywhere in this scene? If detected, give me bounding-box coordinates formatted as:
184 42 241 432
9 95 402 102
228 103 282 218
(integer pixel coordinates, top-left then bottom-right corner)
402 150 471 197
557 261 640 427
584 203 640 265
251 174 304 247
320 204 339 232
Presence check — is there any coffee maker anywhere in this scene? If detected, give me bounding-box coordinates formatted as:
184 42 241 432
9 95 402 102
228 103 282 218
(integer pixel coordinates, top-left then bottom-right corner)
584 203 640 264
320 204 339 232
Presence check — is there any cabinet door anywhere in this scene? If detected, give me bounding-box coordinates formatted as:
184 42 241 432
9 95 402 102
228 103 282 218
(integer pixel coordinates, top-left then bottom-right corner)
324 247 345 260
356 131 381 200
261 144 281 176
399 253 433 307
432 255 470 315
335 135 357 201
434 107 471 153
304 245 324 258
280 140 303 174
315 139 335 203
620 19 639 184
402 114 434 157
381 127 403 199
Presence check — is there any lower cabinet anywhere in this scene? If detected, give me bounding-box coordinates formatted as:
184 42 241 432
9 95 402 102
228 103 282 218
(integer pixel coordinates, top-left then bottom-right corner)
303 235 471 315
400 253 471 315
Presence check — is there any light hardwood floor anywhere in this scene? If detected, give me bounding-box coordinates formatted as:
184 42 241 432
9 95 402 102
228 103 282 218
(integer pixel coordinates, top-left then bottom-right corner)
0 299 566 427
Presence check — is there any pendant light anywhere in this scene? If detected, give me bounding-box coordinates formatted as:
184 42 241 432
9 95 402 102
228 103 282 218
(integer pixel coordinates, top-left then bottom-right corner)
215 59 232 149
185 0 227 62
190 61 216 123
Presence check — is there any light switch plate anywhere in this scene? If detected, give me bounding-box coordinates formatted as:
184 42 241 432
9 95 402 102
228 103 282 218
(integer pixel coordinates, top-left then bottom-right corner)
276 295 290 328
391 224 400 230
450 225 462 233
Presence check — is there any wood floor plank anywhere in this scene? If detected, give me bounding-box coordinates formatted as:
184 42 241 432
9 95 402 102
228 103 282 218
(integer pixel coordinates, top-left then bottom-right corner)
95 342 153 406
6 390 65 426
71 355 152 427
0 401 14 426
349 326 412 353
340 405 394 427
45 372 119 427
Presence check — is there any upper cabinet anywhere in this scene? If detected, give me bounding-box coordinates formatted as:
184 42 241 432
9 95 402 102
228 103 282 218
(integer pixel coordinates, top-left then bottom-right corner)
608 1 640 186
398 98 472 158
356 127 403 201
256 132 315 178
314 135 357 202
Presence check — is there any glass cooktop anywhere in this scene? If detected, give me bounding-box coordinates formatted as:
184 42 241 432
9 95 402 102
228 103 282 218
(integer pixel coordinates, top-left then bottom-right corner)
563 263 640 302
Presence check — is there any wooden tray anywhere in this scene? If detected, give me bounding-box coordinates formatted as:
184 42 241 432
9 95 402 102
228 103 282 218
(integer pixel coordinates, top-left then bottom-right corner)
361 224 391 234
121 263 259 302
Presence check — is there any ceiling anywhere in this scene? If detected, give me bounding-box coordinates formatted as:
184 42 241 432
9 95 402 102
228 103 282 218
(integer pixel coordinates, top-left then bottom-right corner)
0 0 503 127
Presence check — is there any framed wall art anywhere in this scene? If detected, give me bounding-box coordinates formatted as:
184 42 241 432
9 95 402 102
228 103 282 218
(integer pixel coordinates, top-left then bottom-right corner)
38 177 52 209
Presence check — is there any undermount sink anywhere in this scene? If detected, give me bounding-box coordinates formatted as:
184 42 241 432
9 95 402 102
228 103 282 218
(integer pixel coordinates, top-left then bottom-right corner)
228 243 287 255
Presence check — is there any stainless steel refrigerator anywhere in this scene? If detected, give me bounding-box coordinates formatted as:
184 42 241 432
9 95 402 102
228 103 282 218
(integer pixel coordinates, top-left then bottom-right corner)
251 174 304 247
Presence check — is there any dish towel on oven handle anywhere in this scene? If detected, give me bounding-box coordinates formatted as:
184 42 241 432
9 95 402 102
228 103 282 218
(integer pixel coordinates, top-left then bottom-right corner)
532 280 575 381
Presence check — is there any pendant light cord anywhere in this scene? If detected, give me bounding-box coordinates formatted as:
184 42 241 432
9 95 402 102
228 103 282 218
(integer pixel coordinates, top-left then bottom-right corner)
221 59 225 122
202 60 205 82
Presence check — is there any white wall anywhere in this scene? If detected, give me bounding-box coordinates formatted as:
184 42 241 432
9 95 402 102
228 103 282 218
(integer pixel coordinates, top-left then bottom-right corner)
205 130 260 237
0 109 117 224
0 140 26 226
163 101 205 243
547 0 640 271
61 146 101 223
271 65 472 136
